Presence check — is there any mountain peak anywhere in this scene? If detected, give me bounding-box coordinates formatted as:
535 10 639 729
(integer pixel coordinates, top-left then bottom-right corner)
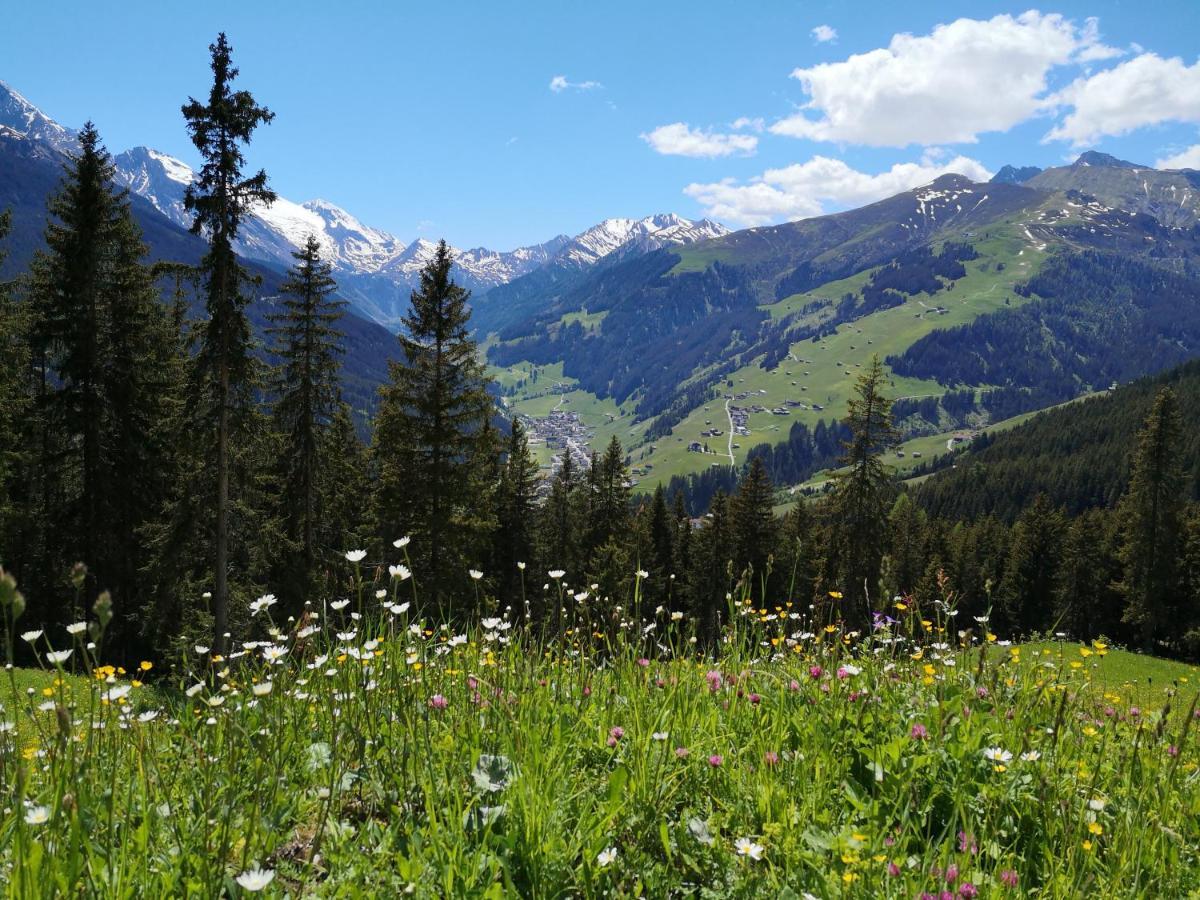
1073 151 1141 169
558 213 728 266
991 164 1042 185
118 146 194 185
0 79 78 155
925 173 977 190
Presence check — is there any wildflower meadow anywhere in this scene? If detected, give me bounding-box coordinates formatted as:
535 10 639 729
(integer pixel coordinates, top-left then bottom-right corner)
2 556 1199 898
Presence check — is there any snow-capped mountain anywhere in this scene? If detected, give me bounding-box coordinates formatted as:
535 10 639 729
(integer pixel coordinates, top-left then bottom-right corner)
379 235 569 290
112 146 410 273
0 79 729 329
112 145 726 329
0 80 77 155
559 214 728 266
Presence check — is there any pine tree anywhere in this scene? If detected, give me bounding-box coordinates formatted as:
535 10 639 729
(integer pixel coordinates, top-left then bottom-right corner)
998 494 1065 635
731 457 777 602
690 491 733 648
372 240 495 615
0 212 30 560
647 484 675 604
585 436 631 603
1181 505 1200 648
493 418 539 607
266 235 346 609
588 436 630 557
181 33 276 651
540 452 583 591
1055 509 1122 640
885 493 927 598
24 126 181 648
317 405 369 557
829 356 898 620
778 502 819 609
669 491 693 616
1119 388 1186 650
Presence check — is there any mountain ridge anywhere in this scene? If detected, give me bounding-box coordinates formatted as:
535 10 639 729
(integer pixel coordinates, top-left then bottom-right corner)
0 80 726 330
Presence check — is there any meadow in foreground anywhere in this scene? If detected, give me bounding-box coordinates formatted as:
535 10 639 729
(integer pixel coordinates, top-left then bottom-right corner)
2 559 1199 898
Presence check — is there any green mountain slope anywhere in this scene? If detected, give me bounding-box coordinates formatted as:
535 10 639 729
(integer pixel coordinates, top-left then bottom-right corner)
487 154 1200 495
912 359 1200 522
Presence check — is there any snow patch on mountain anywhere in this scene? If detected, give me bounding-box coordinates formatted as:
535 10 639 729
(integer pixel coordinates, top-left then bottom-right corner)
560 214 728 266
0 80 78 155
1 79 730 328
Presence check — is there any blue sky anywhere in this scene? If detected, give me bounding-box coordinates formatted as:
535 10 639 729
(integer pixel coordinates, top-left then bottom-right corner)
7 1 1200 249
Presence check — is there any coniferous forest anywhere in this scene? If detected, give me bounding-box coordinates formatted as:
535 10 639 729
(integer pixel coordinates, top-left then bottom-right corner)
0 36 1198 669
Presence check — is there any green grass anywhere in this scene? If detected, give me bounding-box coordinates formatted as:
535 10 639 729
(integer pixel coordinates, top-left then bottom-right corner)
633 234 1048 490
4 664 95 698
559 309 608 331
4 574 1200 896
997 640 1200 710
485 227 1052 493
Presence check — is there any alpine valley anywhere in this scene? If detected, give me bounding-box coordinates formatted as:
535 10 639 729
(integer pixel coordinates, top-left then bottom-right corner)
3 78 1200 506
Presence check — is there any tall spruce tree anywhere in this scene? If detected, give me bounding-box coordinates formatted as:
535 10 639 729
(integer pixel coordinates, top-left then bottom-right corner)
372 240 495 615
998 494 1065 635
493 418 539 607
690 491 733 647
587 436 630 556
829 356 898 619
0 212 29 562
885 493 927 599
646 484 675 608
1055 509 1122 640
181 33 276 650
24 126 180 648
731 457 777 601
585 436 632 603
1119 388 1186 649
266 235 346 608
778 502 819 608
539 452 584 599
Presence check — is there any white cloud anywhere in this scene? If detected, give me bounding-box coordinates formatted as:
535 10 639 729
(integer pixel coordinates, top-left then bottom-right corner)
1157 144 1200 170
684 154 992 226
730 116 765 132
811 24 837 44
1046 54 1200 145
1074 17 1124 63
772 11 1114 147
641 123 758 158
549 75 602 93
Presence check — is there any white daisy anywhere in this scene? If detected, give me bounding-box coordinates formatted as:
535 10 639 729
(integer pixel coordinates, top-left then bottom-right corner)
235 867 275 891
735 837 764 860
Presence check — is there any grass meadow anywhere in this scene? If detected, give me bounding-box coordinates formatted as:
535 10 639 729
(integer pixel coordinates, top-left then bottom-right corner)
2 561 1199 897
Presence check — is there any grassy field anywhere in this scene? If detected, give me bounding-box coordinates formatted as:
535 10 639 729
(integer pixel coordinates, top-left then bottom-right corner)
995 641 1199 710
626 227 1048 490
486 360 647 469
485 225 1049 492
4 569 1200 896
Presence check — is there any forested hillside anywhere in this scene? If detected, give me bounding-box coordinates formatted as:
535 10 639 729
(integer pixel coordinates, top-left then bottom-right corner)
890 251 1200 412
913 359 1200 522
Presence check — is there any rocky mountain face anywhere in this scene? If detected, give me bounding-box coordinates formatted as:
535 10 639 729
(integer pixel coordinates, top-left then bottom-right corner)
990 164 1043 184
1025 151 1200 228
0 80 77 154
